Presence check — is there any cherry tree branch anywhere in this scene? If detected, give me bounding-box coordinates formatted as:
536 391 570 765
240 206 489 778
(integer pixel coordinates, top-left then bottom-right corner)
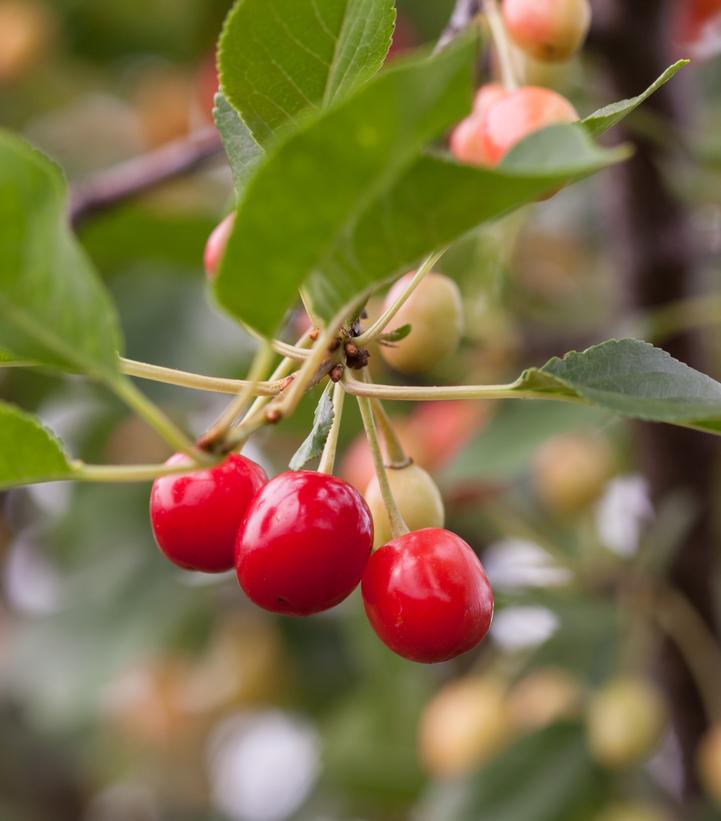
69 127 223 228
436 0 481 51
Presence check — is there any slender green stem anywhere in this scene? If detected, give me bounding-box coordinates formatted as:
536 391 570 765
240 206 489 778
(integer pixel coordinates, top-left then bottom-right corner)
643 293 721 342
72 457 211 483
318 382 346 475
0 360 34 369
371 398 410 468
201 340 275 448
652 581 721 724
270 339 310 360
484 0 518 91
355 251 444 346
356 375 408 540
343 372 587 404
271 304 357 419
120 357 283 396
110 377 209 462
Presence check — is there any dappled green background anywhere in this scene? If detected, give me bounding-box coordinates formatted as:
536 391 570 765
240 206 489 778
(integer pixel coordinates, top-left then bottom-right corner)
2 1 721 820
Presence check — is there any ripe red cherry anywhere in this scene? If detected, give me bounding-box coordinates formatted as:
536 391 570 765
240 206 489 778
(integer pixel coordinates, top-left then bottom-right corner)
362 528 494 663
150 452 268 573
236 471 373 615
203 213 235 279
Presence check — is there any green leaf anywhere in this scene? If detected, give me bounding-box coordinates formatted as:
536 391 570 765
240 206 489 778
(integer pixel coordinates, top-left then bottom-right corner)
212 92 264 196
445 402 612 483
583 60 689 138
0 131 122 380
214 38 476 336
379 324 412 344
0 402 75 489
219 0 396 144
422 724 604 821
305 125 628 323
516 338 721 435
289 383 335 470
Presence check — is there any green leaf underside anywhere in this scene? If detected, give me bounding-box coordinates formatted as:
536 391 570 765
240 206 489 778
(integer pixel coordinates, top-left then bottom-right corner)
582 59 689 138
215 38 477 336
219 0 396 145
212 92 264 196
0 131 122 380
519 338 721 435
0 402 74 489
289 384 335 470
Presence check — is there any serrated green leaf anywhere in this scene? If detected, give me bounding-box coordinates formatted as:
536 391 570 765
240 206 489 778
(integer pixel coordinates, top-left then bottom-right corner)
0 402 75 489
219 0 396 145
289 383 335 470
379 324 412 344
516 338 721 435
212 92 264 197
305 125 628 322
214 38 476 336
583 60 689 138
0 131 122 380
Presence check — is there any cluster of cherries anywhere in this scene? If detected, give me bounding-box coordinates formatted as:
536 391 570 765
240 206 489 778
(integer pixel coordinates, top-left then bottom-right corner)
451 0 589 167
150 459 494 664
151 0 601 665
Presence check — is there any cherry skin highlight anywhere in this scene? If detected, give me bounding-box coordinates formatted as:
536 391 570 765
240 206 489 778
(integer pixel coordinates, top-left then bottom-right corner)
362 528 494 663
150 452 268 573
236 471 373 616
450 83 508 166
204 212 235 279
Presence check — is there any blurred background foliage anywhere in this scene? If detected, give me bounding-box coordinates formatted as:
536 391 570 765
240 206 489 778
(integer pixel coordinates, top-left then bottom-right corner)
2 1 721 820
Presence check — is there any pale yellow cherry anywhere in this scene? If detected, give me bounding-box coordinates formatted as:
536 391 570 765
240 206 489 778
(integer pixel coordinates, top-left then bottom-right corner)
364 462 444 549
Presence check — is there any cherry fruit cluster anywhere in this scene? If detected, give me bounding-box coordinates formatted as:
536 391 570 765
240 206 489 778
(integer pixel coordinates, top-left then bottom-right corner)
150 457 494 664
451 0 590 168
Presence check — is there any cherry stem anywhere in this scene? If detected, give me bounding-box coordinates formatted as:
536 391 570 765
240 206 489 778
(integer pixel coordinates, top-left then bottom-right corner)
371 398 411 468
120 357 284 396
201 340 275 449
343 371 589 404
651 580 721 724
356 373 409 540
72 457 208 483
355 250 444 346
318 382 346 475
109 376 211 464
483 0 519 91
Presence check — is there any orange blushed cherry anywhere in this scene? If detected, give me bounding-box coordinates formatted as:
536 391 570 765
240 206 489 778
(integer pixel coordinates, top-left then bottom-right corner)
362 528 494 663
502 0 592 63
150 452 268 573
451 86 578 168
204 213 235 279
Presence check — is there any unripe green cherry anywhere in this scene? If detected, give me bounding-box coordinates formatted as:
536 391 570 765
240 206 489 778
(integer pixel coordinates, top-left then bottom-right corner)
503 0 592 63
379 272 463 374
586 677 666 769
364 462 444 549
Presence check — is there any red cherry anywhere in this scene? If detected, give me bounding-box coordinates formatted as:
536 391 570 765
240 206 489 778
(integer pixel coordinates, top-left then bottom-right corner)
236 471 373 615
361 528 494 663
481 86 578 167
150 452 268 573
204 213 235 279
